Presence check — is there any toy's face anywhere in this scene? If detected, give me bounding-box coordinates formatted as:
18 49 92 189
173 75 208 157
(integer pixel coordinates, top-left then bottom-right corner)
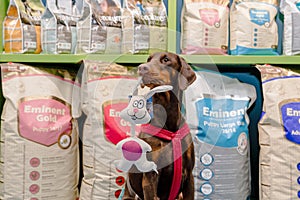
120 96 151 124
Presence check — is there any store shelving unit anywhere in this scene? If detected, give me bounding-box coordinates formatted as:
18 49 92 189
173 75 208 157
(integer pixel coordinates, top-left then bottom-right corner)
0 1 299 200
1 0 300 65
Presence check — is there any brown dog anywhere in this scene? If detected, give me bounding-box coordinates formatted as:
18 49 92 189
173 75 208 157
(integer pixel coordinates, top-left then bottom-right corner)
122 52 196 200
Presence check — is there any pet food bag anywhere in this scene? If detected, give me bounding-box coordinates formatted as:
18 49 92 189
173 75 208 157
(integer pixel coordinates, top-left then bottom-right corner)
76 0 106 54
73 61 138 199
3 0 45 54
76 0 122 54
41 0 82 54
280 0 300 55
122 0 168 54
257 64 300 200
181 0 229 55
184 70 256 199
230 0 279 55
0 63 79 200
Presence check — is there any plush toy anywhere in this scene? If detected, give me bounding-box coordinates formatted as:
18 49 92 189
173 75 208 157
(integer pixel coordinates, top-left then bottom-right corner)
114 85 173 173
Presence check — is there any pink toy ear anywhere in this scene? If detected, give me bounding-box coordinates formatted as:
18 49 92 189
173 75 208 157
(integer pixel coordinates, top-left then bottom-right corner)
122 141 142 161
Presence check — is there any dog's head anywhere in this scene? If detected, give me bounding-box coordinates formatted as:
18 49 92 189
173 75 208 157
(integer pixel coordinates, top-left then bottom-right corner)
138 52 196 90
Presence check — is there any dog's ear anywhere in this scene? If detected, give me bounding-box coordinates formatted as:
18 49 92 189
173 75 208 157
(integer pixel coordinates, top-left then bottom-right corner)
178 56 196 90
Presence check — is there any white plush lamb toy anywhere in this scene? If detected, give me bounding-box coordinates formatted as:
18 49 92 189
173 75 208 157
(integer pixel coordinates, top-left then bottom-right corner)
114 85 173 173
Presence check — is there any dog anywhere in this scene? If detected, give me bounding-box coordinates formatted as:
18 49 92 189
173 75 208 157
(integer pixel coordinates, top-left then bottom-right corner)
122 52 196 200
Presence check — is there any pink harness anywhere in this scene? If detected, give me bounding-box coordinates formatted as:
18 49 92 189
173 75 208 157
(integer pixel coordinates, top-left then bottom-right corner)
140 123 190 200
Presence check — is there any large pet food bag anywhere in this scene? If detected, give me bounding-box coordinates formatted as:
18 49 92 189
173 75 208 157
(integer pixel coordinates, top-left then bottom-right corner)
181 0 229 55
41 0 82 54
184 70 256 199
73 61 137 199
280 0 300 55
230 0 279 55
3 0 45 54
0 63 79 199
257 64 300 200
76 0 122 54
122 0 168 54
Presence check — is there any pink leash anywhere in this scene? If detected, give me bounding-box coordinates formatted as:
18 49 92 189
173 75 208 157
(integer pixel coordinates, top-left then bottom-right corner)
140 123 190 200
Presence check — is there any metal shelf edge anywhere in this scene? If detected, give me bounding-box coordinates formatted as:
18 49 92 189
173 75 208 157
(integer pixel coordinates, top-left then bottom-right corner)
1 54 300 65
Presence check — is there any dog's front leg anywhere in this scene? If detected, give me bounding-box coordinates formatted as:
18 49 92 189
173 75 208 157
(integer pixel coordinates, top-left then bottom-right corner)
122 181 136 200
181 172 194 200
142 171 159 200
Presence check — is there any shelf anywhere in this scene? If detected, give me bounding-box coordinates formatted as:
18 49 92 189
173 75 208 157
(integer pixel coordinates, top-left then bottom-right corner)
1 54 300 65
182 55 300 65
0 54 84 64
1 0 300 66
0 54 150 64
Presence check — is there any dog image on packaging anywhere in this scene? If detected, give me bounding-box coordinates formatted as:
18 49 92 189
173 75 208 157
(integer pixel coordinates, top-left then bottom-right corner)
0 63 79 200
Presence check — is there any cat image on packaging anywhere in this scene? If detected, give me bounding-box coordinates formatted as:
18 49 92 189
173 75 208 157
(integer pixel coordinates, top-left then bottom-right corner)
181 0 229 55
3 0 45 54
122 0 168 54
230 0 279 55
0 63 80 200
257 64 300 200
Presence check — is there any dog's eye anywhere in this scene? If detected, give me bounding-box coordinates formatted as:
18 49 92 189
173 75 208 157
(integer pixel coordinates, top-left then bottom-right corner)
163 57 170 63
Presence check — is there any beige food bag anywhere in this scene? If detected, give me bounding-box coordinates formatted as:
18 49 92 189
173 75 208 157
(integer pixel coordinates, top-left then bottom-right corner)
0 63 79 200
184 70 256 199
181 0 229 55
257 64 300 200
41 0 82 54
280 0 300 55
76 0 122 54
3 0 45 54
73 61 138 199
230 0 279 55
122 0 167 54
